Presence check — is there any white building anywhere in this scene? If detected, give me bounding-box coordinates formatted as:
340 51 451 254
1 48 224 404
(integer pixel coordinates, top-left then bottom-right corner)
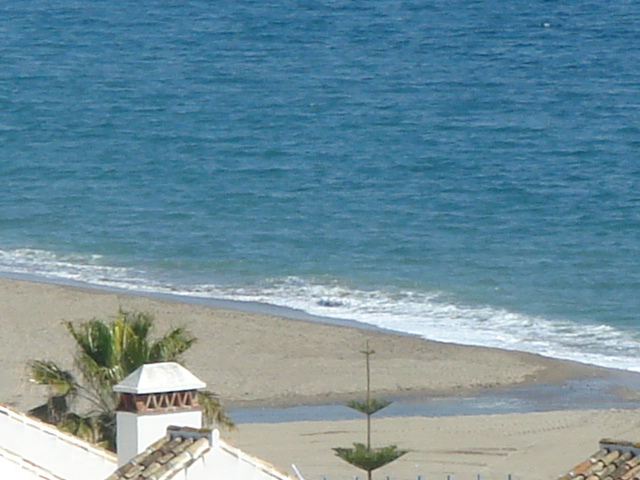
0 403 116 480
0 362 297 480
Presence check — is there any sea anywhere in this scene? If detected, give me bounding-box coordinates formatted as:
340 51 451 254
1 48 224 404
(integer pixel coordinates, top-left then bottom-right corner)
1 0 640 376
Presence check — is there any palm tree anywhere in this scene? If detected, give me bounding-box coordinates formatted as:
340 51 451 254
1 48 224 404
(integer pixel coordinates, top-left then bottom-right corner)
27 309 233 450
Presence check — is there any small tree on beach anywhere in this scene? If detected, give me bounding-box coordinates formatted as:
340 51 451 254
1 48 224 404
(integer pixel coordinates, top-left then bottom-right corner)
27 309 233 450
333 343 407 480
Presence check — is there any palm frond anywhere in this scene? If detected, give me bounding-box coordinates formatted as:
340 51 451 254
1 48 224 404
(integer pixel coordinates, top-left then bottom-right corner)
68 319 122 388
119 324 150 375
198 390 235 429
58 413 112 449
149 327 196 363
28 395 71 425
119 309 154 337
27 309 232 451
27 360 77 396
67 319 115 369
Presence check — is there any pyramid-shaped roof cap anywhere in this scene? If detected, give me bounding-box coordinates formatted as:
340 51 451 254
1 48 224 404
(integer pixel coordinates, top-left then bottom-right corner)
113 362 206 394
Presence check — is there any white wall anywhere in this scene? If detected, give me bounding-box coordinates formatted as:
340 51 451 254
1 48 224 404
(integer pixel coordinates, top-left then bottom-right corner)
116 409 202 466
169 431 296 480
0 405 116 480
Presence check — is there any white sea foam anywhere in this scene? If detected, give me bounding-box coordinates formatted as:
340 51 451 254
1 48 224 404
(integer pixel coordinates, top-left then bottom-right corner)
0 248 150 287
2 248 640 373
198 277 640 372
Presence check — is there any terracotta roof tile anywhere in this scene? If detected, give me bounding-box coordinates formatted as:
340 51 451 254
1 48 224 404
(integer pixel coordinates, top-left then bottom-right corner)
105 429 211 480
560 441 640 480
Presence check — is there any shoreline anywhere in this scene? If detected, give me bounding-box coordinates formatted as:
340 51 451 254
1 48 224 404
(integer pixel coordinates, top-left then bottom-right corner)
1 275 637 414
4 275 640 479
0 270 412 334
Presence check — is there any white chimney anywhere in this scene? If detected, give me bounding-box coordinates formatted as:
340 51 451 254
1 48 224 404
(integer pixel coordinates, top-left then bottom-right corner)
113 362 206 466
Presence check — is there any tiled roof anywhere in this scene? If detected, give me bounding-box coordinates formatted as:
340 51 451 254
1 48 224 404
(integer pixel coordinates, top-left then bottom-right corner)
105 427 211 480
105 425 297 480
559 440 640 480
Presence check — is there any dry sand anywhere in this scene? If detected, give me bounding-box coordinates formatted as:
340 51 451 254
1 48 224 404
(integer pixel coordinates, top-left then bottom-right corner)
1 277 638 480
229 409 640 480
0 277 605 410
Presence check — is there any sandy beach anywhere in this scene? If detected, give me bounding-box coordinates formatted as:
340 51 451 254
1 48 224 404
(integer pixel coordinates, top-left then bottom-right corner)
1 277 639 480
229 409 640 480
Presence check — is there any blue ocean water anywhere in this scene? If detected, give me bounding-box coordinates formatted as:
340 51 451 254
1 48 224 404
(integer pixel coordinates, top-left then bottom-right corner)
1 0 640 370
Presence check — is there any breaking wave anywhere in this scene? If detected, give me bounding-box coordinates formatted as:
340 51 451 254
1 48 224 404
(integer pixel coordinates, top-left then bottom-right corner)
2 247 640 373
